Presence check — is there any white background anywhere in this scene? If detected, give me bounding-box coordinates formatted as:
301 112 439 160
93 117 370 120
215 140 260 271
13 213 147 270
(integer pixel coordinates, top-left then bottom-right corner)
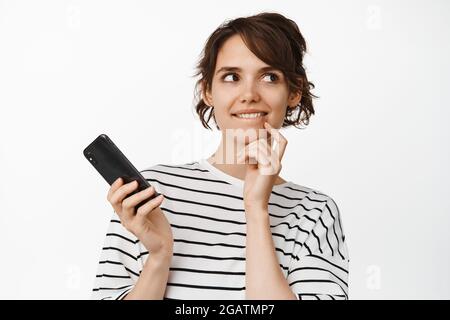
0 0 449 299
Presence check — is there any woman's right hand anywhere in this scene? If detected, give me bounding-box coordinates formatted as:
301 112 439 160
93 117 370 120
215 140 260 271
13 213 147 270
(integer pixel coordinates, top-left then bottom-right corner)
107 178 174 259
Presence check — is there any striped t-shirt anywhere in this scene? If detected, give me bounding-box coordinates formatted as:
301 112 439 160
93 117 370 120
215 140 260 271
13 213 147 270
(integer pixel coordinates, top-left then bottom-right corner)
91 158 350 300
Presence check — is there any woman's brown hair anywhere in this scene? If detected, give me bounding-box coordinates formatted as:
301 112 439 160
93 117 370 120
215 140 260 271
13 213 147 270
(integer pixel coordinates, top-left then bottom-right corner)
192 12 318 130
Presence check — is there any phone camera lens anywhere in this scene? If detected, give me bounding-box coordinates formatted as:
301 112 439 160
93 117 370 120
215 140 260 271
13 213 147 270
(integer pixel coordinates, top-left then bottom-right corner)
87 152 98 165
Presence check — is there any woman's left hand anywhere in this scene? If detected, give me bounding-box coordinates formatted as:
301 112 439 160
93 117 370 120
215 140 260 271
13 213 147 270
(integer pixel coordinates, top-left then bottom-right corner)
238 122 288 219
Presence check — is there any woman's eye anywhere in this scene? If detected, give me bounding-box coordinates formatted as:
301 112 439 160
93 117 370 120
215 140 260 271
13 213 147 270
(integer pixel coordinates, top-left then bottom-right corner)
222 73 279 83
222 73 239 82
262 73 279 82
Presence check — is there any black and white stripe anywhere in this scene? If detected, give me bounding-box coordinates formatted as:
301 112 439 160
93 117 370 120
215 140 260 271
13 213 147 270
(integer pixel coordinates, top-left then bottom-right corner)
91 160 349 300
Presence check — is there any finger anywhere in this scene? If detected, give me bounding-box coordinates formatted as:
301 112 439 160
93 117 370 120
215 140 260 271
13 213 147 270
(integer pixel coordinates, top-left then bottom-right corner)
237 142 255 164
240 141 270 166
264 122 288 160
257 142 279 176
107 177 124 201
245 139 279 171
237 138 265 162
255 139 272 166
263 126 275 149
122 186 156 214
258 138 277 157
277 135 287 160
135 194 165 220
110 180 139 209
249 139 270 164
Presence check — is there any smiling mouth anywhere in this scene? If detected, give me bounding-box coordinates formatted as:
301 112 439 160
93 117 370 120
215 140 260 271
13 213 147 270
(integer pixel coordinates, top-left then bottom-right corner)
232 112 268 120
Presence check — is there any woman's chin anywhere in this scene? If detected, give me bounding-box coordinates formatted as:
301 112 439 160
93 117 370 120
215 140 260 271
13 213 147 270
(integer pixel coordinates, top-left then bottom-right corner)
220 124 270 145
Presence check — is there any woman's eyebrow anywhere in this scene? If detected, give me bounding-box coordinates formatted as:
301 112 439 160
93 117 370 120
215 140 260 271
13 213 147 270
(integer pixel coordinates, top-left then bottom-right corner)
215 66 281 75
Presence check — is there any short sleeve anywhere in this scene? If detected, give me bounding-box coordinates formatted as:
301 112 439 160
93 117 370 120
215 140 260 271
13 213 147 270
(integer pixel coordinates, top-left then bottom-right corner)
91 211 148 300
287 195 350 300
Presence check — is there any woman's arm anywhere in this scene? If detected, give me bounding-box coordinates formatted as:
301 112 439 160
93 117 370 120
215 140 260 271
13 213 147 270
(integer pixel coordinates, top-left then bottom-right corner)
245 211 297 300
123 251 172 300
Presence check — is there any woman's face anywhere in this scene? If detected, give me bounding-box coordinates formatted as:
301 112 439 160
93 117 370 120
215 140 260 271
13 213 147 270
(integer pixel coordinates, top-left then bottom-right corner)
203 34 301 140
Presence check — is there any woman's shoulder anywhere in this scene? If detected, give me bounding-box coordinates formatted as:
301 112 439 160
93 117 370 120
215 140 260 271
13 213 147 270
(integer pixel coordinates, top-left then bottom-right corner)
138 160 204 193
284 181 339 210
139 160 204 179
285 182 345 236
140 160 201 172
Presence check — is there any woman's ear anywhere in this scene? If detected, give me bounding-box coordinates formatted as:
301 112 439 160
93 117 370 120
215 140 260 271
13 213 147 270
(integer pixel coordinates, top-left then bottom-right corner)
288 90 302 109
201 81 213 107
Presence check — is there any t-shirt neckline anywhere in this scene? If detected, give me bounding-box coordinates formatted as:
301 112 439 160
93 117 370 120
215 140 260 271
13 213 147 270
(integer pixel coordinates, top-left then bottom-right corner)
198 158 292 189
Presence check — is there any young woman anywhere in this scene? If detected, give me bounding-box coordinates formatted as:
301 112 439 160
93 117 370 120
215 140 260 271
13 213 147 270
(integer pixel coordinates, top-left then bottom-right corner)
92 12 349 300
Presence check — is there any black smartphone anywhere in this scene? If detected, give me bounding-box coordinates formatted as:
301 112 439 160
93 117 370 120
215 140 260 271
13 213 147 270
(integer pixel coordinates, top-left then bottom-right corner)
83 134 160 210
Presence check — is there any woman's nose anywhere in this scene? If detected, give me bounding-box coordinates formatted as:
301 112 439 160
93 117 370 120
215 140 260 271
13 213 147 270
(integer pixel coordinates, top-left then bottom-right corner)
239 80 261 103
